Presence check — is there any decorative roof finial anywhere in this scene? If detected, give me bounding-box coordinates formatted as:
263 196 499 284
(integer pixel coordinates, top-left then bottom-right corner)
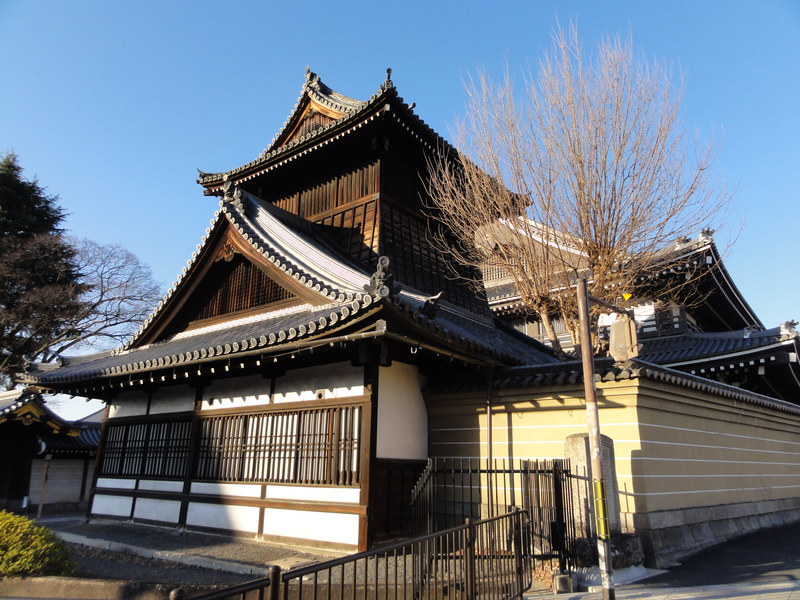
382 68 394 91
222 174 245 211
781 320 798 336
364 256 393 297
699 227 715 241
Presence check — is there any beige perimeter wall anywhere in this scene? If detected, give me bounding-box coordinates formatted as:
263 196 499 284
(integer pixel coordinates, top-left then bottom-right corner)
426 376 800 567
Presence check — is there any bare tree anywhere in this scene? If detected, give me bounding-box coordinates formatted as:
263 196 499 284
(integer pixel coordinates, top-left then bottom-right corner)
427 23 731 355
34 238 163 362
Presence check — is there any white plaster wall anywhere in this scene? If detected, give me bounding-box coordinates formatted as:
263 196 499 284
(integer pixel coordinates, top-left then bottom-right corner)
376 362 427 460
108 391 149 418
191 482 262 498
186 503 260 533
273 362 364 403
263 508 359 546
200 374 271 411
149 386 195 415
92 494 133 517
133 498 181 523
138 480 184 493
96 478 137 490
265 485 360 504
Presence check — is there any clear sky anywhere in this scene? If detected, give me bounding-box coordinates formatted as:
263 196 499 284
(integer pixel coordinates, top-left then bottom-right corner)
1 1 798 418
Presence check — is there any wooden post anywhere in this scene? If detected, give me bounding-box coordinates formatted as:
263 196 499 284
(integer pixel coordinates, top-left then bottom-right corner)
36 454 53 520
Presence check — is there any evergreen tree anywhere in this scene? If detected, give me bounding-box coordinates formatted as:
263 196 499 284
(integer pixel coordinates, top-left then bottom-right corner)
0 153 86 388
0 153 66 237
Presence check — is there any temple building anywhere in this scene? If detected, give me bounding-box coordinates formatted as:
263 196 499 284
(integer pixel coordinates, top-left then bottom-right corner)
19 70 800 566
20 69 554 551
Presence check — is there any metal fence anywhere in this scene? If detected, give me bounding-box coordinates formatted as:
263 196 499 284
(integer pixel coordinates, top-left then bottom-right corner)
410 458 577 572
171 509 532 600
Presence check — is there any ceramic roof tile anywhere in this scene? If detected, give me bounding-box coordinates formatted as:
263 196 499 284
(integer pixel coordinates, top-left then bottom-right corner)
427 358 800 416
639 326 798 365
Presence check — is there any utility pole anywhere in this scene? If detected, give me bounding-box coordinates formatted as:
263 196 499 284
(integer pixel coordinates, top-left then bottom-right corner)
577 278 615 600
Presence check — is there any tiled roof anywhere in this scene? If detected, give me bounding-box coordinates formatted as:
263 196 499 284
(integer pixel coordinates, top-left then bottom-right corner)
39 426 101 455
486 233 763 332
0 389 87 436
197 70 454 191
22 189 556 387
639 326 799 366
118 190 375 352
427 358 800 416
385 291 557 366
23 300 375 385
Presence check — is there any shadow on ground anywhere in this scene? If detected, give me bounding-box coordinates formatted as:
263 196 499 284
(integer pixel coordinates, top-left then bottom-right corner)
628 521 800 589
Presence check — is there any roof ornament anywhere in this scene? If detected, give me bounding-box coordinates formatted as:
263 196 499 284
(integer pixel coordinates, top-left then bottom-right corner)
743 324 759 339
215 241 238 263
364 256 393 298
382 68 394 91
699 228 715 241
221 174 245 211
421 291 444 318
304 66 318 86
781 320 798 336
675 235 690 248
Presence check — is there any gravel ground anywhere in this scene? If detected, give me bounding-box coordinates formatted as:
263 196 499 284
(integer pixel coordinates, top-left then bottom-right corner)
68 543 261 588
38 514 333 590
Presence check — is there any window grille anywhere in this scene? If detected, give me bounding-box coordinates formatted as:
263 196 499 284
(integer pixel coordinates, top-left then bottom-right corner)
194 405 361 486
100 419 191 479
99 404 362 487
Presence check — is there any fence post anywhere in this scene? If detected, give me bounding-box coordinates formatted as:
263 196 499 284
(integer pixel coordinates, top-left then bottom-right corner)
268 564 281 600
513 510 526 597
552 461 567 574
465 518 476 600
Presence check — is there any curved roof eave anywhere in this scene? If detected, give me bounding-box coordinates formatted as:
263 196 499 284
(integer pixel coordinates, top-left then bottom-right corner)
197 70 455 193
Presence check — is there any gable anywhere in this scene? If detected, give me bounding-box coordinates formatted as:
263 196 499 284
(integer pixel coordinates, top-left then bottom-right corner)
279 101 342 149
161 253 299 337
134 217 329 346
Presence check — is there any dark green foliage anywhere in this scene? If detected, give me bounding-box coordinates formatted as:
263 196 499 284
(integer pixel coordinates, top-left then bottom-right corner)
0 153 66 238
0 511 75 577
0 153 87 387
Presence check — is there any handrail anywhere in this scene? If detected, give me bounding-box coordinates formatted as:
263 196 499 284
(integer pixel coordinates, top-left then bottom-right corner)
169 564 279 600
172 509 530 600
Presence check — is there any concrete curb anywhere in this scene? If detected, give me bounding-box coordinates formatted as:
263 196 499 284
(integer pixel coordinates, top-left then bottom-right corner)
56 531 273 577
0 576 180 600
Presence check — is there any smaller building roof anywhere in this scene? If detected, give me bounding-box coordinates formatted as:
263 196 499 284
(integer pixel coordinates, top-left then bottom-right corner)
0 389 100 456
639 324 799 366
0 389 82 436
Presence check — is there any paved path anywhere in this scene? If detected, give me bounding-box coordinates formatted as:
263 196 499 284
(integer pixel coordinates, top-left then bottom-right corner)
35 511 800 599
530 581 800 600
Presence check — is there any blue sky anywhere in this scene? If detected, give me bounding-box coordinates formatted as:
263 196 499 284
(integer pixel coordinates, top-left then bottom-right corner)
1 1 799 417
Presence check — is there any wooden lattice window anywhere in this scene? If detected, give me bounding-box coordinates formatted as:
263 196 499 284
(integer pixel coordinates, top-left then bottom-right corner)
186 255 295 323
100 419 192 479
195 405 362 486
98 404 363 487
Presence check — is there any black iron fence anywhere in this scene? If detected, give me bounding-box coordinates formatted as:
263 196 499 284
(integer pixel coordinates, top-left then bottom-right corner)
410 458 577 572
171 509 532 600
